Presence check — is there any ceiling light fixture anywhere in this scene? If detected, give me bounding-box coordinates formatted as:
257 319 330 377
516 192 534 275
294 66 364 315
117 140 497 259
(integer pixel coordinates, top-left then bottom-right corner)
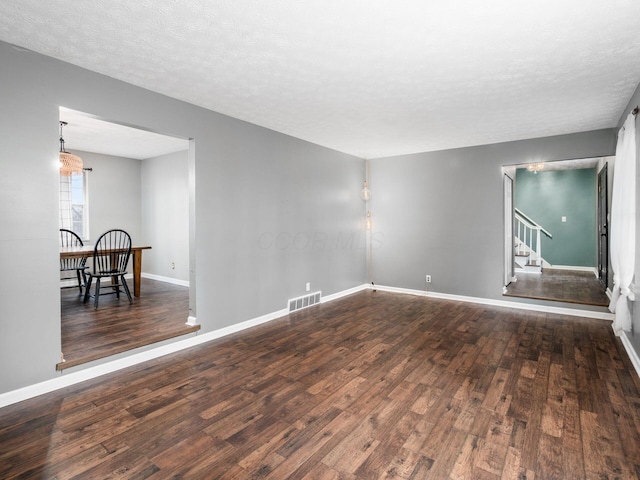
527 162 545 174
59 121 83 175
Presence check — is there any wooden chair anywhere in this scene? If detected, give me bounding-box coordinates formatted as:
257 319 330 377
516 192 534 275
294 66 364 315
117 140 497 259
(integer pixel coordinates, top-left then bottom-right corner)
59 228 87 294
83 229 133 309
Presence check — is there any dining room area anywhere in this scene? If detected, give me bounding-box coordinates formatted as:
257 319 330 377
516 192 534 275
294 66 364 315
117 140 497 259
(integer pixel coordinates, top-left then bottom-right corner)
57 107 199 371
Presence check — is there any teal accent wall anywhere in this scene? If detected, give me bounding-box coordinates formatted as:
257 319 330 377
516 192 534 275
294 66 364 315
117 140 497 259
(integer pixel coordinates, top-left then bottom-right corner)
515 168 596 267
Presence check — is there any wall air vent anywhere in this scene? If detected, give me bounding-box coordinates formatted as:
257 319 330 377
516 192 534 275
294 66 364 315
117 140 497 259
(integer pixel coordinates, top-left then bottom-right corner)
288 291 322 312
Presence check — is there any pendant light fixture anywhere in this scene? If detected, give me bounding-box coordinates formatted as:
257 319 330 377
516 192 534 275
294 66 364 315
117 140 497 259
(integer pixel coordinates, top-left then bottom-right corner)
59 121 83 175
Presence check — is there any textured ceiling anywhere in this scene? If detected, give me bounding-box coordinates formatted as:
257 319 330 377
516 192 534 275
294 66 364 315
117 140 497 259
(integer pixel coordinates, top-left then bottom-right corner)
2 1 640 159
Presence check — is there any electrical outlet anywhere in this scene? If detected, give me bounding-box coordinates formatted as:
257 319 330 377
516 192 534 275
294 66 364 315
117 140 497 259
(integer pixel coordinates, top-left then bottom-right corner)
306 282 310 292
426 275 432 283
171 262 175 270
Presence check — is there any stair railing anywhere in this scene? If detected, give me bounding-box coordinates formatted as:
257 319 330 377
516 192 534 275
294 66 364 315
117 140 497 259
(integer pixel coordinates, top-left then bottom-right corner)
514 208 552 266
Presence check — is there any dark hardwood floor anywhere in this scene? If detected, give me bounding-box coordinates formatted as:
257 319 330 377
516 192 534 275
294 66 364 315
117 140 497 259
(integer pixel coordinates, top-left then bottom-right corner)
503 269 610 307
60 278 199 370
3 290 640 478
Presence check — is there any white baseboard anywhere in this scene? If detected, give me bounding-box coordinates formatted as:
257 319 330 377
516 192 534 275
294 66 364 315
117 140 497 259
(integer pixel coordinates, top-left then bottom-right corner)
141 272 189 287
0 313 287 409
0 283 367 409
2 282 615 408
619 331 640 380
545 265 598 276
322 284 369 303
371 284 615 321
514 268 541 275
64 273 189 288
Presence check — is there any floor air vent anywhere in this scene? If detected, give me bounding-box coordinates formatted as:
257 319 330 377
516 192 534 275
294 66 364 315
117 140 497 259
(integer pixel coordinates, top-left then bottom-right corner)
288 291 322 312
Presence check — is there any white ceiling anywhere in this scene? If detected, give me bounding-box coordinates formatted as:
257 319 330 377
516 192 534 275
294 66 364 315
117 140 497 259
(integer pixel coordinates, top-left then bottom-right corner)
59 108 189 160
2 1 640 159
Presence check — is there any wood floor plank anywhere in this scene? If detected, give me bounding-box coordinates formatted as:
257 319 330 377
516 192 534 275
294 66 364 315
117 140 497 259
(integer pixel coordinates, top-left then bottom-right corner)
267 410 359 479
503 268 609 306
60 278 199 369
450 434 481 479
2 290 640 479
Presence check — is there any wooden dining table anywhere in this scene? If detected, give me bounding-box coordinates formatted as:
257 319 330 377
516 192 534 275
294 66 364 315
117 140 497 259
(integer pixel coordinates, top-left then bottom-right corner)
60 245 152 297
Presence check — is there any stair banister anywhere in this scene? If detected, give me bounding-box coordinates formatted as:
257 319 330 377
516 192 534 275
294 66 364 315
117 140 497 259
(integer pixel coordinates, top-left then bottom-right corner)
536 227 542 265
515 208 553 239
514 208 552 271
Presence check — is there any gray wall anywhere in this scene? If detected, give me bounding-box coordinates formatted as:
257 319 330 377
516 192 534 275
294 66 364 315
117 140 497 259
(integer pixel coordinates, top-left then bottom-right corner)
141 150 190 282
73 148 191 283
0 41 366 394
74 150 142 244
0 35 633 397
68 149 189 282
369 130 616 300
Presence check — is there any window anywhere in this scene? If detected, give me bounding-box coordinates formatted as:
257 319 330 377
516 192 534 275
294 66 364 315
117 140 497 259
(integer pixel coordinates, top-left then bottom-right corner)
59 171 89 240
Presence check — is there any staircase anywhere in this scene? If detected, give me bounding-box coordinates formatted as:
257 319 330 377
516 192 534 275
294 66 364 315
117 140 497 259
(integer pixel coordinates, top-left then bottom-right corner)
514 209 552 274
514 241 544 273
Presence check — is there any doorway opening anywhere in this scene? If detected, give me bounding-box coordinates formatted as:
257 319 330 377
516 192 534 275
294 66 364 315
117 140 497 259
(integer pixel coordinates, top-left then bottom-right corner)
502 157 611 307
57 107 198 370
